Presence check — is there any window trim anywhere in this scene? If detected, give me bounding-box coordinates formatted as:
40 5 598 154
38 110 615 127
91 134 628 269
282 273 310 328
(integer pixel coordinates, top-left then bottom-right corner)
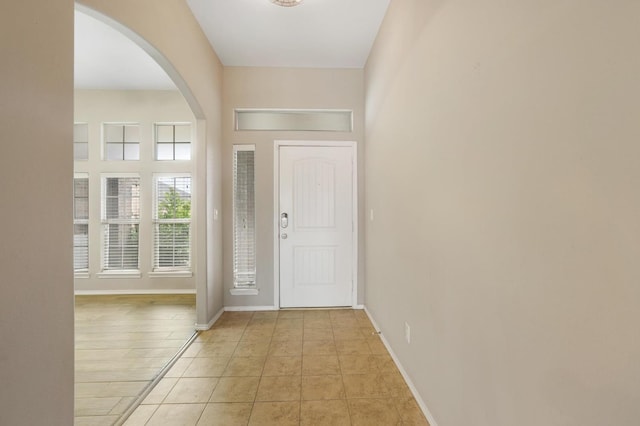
100 173 141 274
102 122 141 161
232 144 257 290
73 173 90 275
152 173 193 273
154 122 192 161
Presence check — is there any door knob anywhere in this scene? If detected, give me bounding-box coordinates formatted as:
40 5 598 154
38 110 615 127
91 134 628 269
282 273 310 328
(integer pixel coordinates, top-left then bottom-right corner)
281 233 288 239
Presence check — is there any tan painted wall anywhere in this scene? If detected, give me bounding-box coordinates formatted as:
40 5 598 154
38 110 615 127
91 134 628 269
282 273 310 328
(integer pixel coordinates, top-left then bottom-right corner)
78 0 225 325
0 1 75 424
74 89 198 293
222 67 365 308
365 1 640 425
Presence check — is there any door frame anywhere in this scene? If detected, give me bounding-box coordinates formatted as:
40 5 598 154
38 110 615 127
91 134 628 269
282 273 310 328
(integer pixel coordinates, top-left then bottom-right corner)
273 140 358 309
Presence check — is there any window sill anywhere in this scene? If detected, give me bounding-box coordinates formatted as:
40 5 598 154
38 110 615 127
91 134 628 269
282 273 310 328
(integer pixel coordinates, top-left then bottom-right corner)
230 288 259 296
149 271 193 278
96 271 142 279
74 272 90 279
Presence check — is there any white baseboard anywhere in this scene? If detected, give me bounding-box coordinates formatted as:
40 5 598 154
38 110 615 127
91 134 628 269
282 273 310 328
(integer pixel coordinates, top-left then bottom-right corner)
224 305 277 312
353 304 365 309
75 289 196 296
195 307 224 330
364 306 439 426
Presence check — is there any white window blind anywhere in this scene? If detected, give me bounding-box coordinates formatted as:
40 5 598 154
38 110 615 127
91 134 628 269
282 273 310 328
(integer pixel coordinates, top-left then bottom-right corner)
74 123 89 161
73 175 89 271
104 123 140 161
233 145 256 288
155 124 191 161
102 176 140 271
153 175 192 271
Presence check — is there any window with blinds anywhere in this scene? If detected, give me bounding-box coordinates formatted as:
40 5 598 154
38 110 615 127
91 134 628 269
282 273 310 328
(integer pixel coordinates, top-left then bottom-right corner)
102 176 140 271
73 174 89 272
155 124 191 161
153 175 192 271
233 145 256 288
104 123 140 161
74 123 89 161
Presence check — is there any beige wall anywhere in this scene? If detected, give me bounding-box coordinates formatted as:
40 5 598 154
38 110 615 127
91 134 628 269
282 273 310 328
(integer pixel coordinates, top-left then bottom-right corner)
74 89 199 293
365 1 640 425
78 0 225 326
0 1 75 424
222 67 365 308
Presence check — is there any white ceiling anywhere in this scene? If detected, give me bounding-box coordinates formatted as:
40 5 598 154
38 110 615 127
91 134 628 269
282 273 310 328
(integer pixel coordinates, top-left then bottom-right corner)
74 0 390 89
74 11 176 90
187 0 390 68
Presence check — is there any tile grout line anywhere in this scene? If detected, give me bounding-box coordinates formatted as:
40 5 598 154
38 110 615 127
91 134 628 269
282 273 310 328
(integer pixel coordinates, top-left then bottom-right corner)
113 330 199 426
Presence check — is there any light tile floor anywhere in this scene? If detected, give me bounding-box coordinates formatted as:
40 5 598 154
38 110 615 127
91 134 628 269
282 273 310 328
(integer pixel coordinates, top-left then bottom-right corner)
75 295 196 426
123 309 429 425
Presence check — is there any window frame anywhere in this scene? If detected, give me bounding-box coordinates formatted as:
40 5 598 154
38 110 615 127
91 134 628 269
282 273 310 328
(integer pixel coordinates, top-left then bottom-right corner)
98 173 142 278
73 173 90 277
103 122 141 161
74 122 89 161
232 145 257 293
154 122 192 161
151 173 193 274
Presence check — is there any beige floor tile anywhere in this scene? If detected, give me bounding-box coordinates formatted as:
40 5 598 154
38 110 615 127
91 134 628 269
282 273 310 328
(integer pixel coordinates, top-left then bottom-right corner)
233 339 271 357
366 335 389 354
165 358 194 377
74 415 121 426
342 374 390 399
304 318 332 329
275 318 304 329
241 327 275 341
182 356 229 377
339 354 380 375
332 327 366 341
374 354 399 374
278 310 304 319
182 342 204 358
109 397 136 415
122 404 158 426
268 339 303 357
301 375 345 400
202 328 244 343
164 377 219 403
382 372 414 398
262 356 302 376
252 311 279 320
142 378 178 405
300 400 351 426
146 403 206 426
75 381 147 398
75 397 122 416
348 398 401 426
256 376 302 401
335 339 372 355
271 327 304 341
302 328 334 341
223 356 266 377
249 401 300 426
395 397 430 425
198 341 238 357
197 403 253 426
209 377 260 403
303 339 337 355
302 310 330 320
302 355 341 375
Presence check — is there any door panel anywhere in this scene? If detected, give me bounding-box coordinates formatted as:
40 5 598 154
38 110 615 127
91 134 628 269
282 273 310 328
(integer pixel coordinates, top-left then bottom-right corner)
279 146 353 308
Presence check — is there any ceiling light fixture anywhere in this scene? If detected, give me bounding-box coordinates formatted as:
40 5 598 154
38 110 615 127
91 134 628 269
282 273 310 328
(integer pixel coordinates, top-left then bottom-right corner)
271 0 303 7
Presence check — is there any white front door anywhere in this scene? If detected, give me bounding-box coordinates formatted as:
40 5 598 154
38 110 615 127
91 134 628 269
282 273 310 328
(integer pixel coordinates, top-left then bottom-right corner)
279 146 354 308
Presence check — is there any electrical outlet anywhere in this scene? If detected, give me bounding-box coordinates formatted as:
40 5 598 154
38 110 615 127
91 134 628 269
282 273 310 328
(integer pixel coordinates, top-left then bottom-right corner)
405 322 411 344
